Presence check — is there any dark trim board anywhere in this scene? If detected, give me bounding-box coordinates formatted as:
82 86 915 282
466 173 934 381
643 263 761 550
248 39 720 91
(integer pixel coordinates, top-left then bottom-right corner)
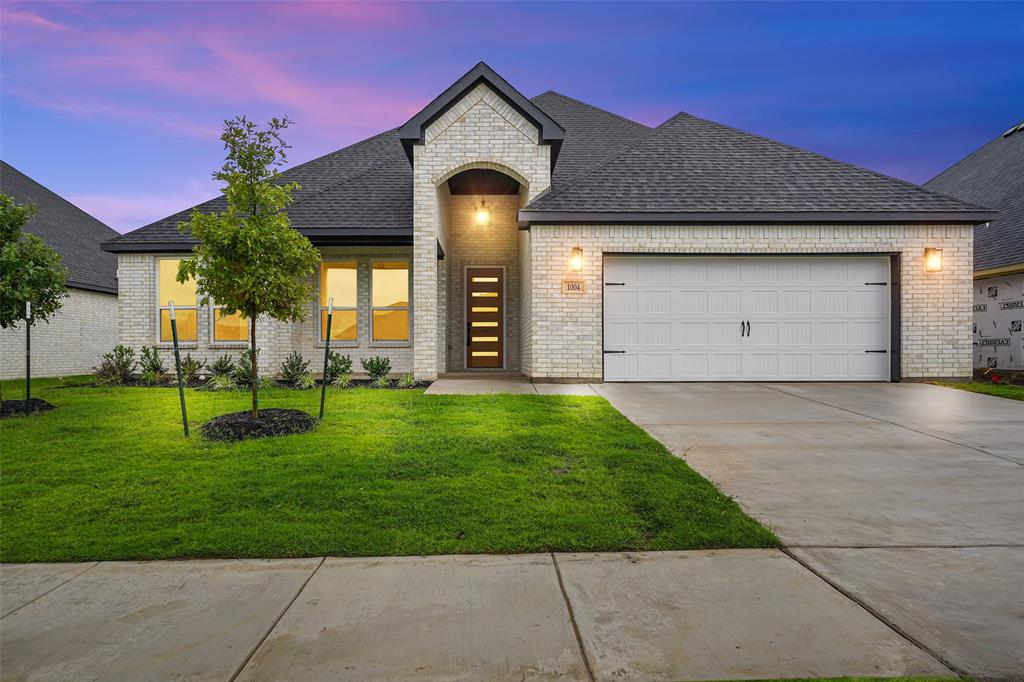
102 229 414 253
890 253 902 383
519 210 995 227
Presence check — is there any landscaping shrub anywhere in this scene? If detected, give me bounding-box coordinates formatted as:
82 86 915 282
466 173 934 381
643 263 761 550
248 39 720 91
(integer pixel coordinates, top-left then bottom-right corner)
279 351 310 384
94 345 136 385
233 350 258 386
142 369 167 386
140 346 167 375
396 373 416 389
370 375 391 389
210 354 235 378
331 372 353 388
179 354 205 383
361 356 391 382
325 351 352 383
208 374 235 391
296 372 316 390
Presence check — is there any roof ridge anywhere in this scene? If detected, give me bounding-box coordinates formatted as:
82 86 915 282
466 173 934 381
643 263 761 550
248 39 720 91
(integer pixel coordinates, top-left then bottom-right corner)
668 111 991 212
925 120 1024 186
529 112 681 208
532 90 651 130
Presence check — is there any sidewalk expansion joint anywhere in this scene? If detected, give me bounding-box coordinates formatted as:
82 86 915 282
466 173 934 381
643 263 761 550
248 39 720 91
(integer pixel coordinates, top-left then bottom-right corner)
550 553 596 682
1 561 100 619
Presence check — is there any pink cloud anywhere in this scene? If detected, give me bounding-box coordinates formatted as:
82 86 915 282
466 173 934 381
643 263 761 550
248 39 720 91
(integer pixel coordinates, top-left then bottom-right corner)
0 7 71 32
70 180 219 233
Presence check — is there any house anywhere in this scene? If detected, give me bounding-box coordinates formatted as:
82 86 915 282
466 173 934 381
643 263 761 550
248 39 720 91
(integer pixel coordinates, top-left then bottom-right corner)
1 162 120 379
102 62 992 383
925 121 1024 373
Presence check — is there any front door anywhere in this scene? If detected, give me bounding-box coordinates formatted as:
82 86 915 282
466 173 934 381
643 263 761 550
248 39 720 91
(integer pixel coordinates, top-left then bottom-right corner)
466 267 504 368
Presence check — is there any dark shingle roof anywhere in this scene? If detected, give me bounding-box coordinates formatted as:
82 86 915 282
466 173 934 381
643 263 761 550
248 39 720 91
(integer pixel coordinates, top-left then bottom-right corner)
524 112 990 221
1 161 119 293
924 122 1024 271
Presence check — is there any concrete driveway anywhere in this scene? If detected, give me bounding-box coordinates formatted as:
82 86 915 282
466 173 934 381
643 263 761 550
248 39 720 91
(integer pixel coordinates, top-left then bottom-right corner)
594 381 1024 679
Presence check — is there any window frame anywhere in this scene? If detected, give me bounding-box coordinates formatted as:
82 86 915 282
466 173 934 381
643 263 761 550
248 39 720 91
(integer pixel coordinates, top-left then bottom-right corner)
370 258 411 345
155 257 199 345
318 260 360 346
208 306 250 346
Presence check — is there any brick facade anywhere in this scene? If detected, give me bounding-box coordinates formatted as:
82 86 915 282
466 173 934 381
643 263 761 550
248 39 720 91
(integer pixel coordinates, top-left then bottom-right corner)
1 288 118 379
115 247 414 378
524 224 974 381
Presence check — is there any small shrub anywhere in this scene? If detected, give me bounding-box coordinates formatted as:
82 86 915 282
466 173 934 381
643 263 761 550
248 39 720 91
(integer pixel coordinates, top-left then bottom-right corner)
94 345 136 385
296 372 316 390
179 354 205 383
396 373 416 389
142 369 167 386
210 354 235 377
325 351 352 383
361 356 391 382
209 374 235 392
140 346 167 375
280 351 311 384
233 350 258 386
331 372 353 388
370 375 391 389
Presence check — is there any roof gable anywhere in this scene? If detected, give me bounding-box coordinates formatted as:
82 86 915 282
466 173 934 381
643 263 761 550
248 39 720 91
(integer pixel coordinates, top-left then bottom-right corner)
925 122 1024 271
398 62 564 163
523 112 993 224
1 161 119 293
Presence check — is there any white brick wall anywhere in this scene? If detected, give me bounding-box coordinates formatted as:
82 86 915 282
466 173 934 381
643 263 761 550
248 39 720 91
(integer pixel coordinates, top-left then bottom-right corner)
412 83 551 379
525 224 974 381
1 288 118 379
115 247 414 377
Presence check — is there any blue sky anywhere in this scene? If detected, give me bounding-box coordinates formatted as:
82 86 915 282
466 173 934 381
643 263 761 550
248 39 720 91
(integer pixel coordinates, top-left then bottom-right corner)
2 1 1021 232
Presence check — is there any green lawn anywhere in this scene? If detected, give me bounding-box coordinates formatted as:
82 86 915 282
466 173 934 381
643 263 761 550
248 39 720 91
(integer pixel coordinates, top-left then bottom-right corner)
935 380 1024 401
0 377 776 562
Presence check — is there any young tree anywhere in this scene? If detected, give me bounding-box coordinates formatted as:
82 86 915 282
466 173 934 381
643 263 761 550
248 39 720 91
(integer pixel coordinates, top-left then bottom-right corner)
0 194 69 403
178 116 319 417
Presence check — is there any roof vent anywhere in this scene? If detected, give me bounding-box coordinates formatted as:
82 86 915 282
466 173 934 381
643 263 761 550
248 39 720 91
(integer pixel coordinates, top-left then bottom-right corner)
1001 121 1024 137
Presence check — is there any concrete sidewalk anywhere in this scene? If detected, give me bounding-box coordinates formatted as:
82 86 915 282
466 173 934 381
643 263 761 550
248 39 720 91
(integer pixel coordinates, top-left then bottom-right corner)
1 550 950 682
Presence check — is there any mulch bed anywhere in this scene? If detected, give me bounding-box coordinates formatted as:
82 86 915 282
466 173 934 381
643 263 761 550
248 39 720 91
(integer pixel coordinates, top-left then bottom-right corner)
1 399 56 419
200 408 317 442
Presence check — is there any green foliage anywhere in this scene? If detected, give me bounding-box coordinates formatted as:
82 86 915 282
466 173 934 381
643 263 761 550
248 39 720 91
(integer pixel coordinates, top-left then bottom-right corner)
0 194 69 329
279 351 310 383
179 354 205 383
396 373 416 389
208 374 236 392
142 369 167 386
139 346 167 375
361 356 391 381
370 375 391 389
330 372 353 388
296 372 316 390
94 345 136 385
233 349 258 386
176 117 319 416
325 351 352 382
210 355 236 377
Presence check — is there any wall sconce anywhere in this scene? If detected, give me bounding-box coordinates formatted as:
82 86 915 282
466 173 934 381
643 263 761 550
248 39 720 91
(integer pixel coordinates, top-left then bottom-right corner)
924 247 943 273
570 246 584 272
474 200 491 227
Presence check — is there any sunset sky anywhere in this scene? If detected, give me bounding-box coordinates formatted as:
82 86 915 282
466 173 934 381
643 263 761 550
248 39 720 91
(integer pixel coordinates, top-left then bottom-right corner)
2 1 1021 233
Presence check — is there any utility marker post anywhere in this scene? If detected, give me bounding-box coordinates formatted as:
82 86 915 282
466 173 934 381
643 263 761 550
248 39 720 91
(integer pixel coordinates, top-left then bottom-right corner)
319 297 333 420
169 302 189 437
25 301 31 402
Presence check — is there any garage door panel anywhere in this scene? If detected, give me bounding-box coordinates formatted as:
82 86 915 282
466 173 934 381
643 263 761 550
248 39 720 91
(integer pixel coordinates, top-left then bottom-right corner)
604 255 890 382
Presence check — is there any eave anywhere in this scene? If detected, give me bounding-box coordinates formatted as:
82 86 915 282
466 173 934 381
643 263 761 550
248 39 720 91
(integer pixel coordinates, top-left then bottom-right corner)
517 209 998 228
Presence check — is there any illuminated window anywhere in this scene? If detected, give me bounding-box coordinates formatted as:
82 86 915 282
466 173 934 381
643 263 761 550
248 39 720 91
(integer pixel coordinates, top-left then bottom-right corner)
320 262 358 341
212 308 248 342
158 259 197 342
372 261 409 341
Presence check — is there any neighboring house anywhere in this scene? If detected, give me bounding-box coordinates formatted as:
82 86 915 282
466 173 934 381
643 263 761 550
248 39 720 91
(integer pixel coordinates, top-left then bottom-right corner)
925 121 1024 372
1 162 120 379
103 62 992 383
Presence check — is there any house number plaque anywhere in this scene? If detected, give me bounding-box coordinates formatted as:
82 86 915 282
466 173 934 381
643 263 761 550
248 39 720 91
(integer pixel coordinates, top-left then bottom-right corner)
561 279 586 295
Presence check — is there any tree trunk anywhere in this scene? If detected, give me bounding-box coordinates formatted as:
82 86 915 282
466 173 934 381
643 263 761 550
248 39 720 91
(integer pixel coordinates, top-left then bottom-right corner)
250 316 258 418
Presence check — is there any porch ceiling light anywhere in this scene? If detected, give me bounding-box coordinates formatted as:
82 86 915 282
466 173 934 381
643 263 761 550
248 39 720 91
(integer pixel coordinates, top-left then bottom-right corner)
924 247 943 273
474 200 491 227
570 246 584 272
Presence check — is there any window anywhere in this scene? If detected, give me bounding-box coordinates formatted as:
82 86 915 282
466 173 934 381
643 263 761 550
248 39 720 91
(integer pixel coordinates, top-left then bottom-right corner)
158 259 197 342
320 261 358 341
371 261 409 341
212 307 248 343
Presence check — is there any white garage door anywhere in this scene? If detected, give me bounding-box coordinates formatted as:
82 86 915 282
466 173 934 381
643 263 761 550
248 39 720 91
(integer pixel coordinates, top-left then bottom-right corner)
603 256 891 381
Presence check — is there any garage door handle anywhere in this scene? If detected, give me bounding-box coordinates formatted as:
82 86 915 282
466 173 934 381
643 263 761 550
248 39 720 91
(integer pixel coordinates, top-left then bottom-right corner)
865 349 887 353
603 350 626 354
605 282 626 286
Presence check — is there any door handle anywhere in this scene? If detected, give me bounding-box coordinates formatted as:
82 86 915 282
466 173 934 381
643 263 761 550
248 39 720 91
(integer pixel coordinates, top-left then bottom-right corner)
745 320 750 337
467 322 471 346
741 321 745 337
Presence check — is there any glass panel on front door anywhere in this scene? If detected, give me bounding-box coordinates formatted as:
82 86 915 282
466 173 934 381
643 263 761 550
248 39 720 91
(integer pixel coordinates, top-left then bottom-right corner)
466 267 504 368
